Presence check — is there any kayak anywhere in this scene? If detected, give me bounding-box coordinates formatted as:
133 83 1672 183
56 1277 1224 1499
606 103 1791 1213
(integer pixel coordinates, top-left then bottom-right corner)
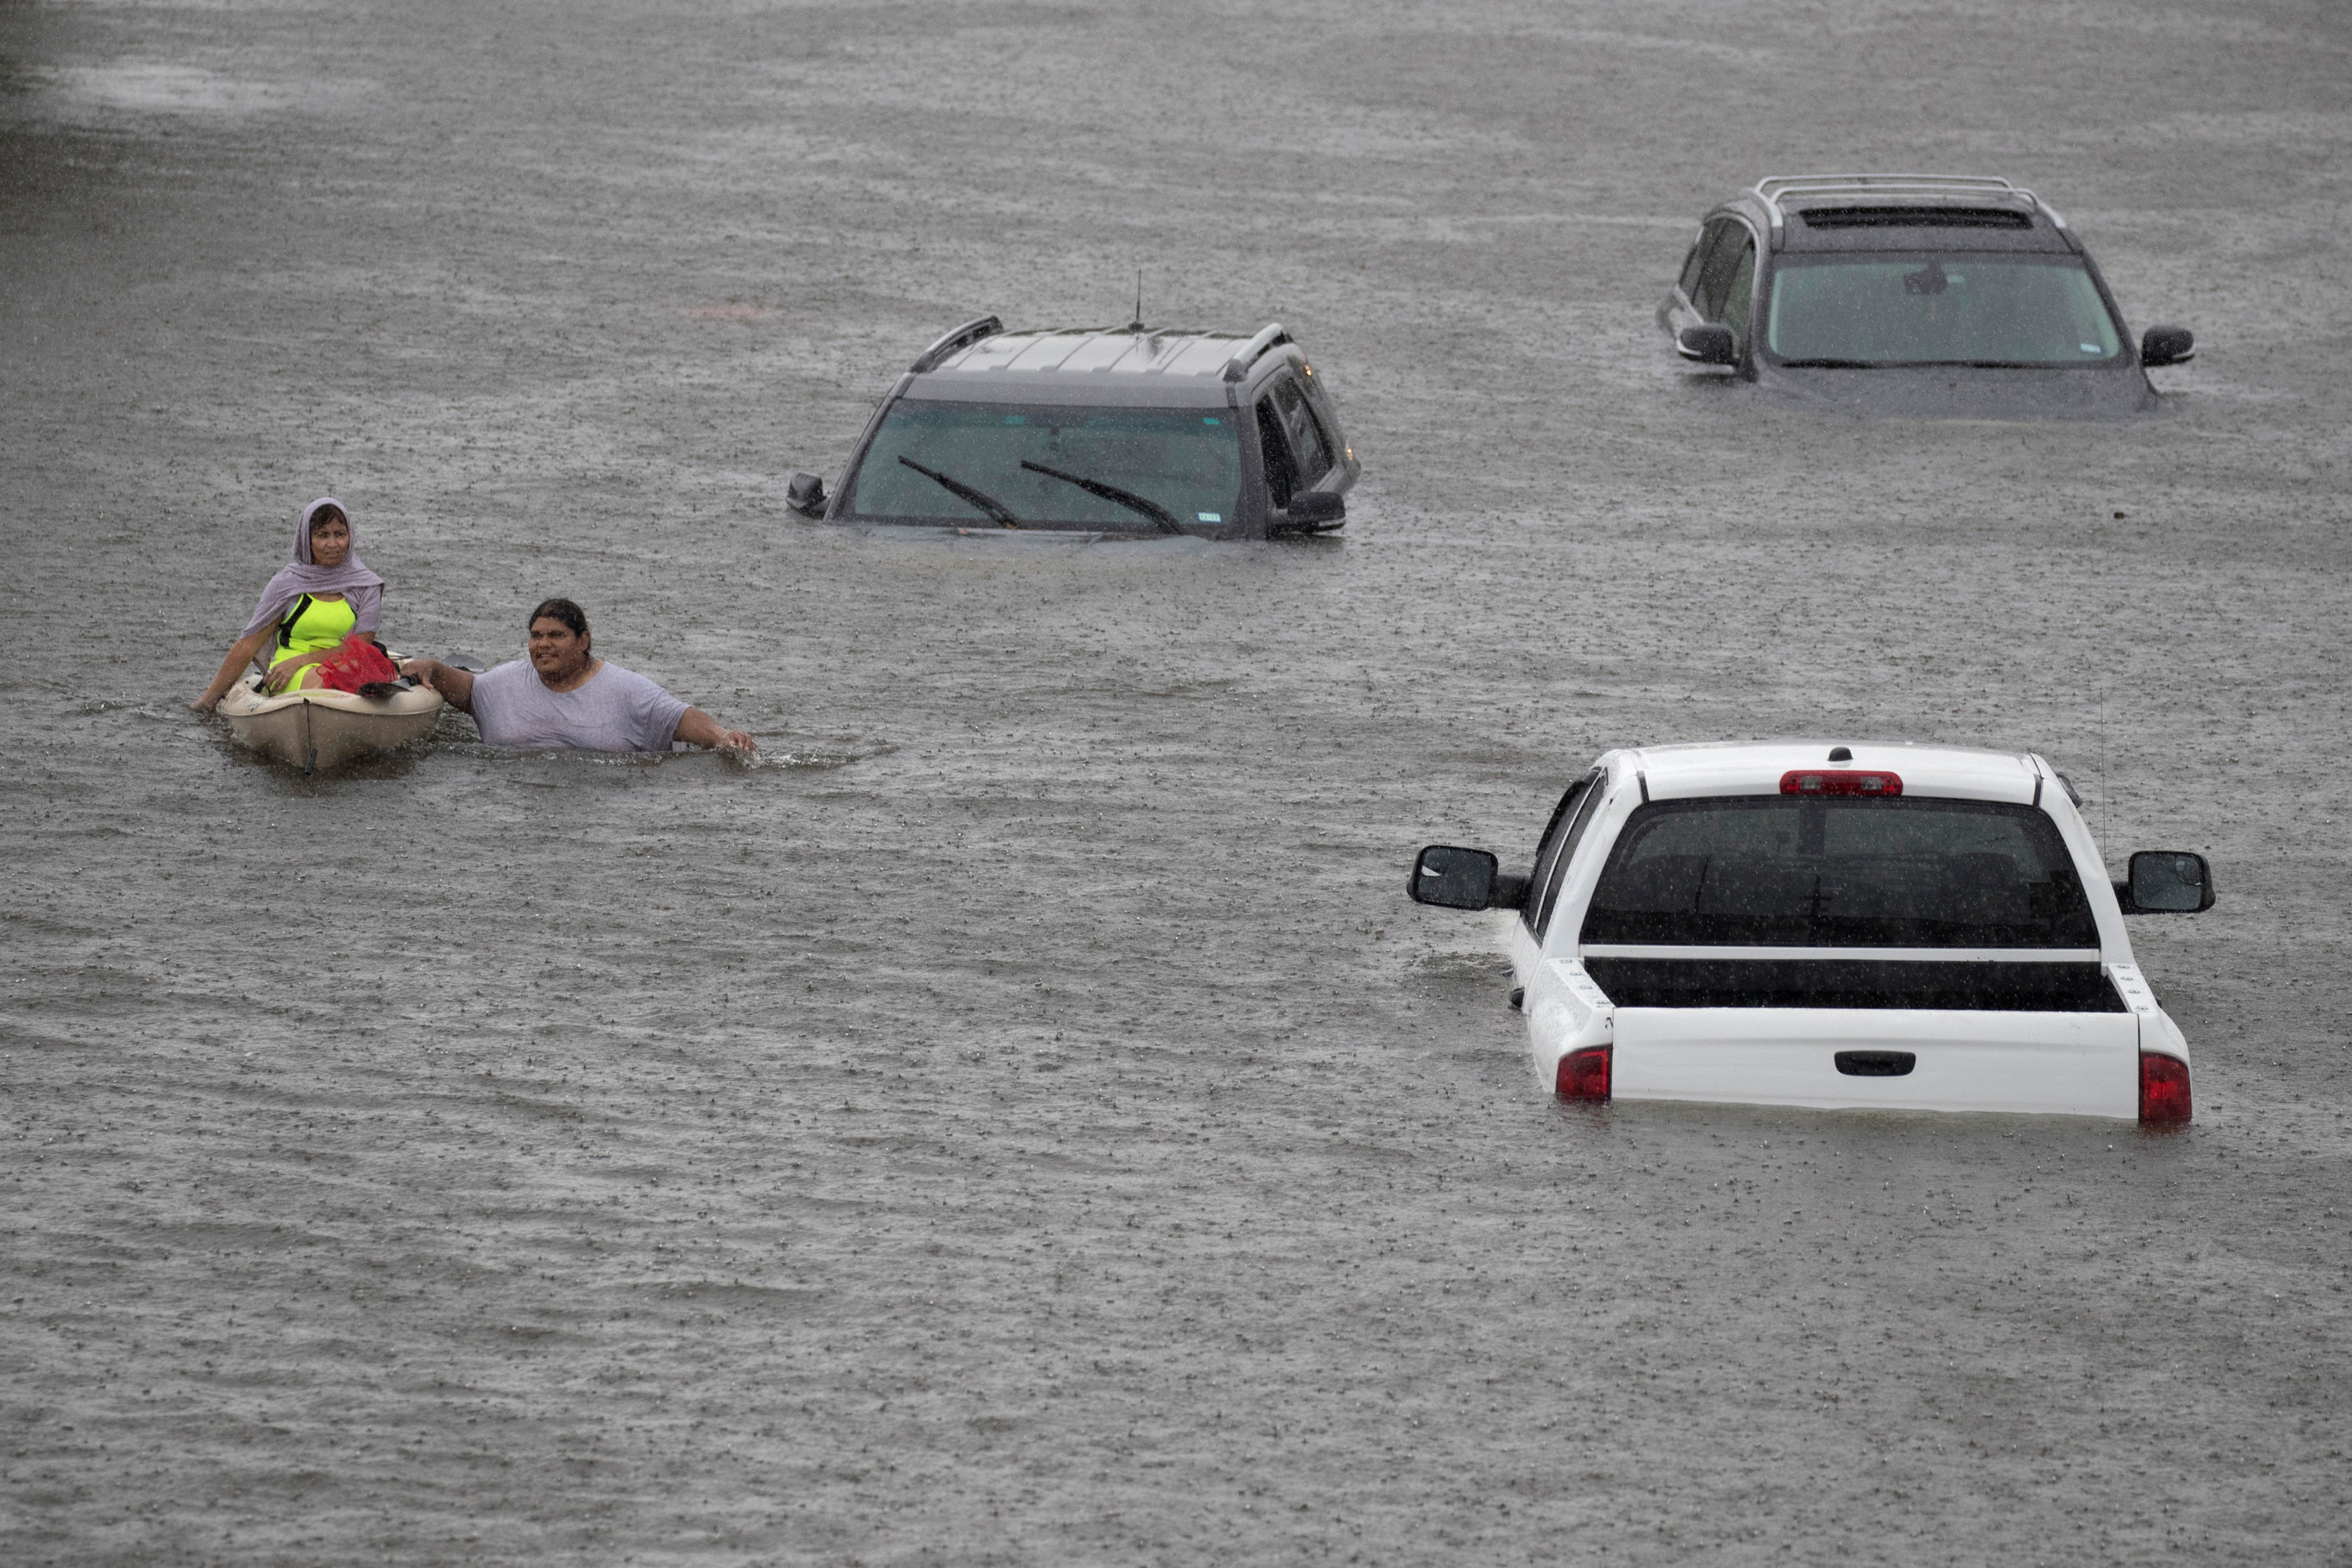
218 667 444 772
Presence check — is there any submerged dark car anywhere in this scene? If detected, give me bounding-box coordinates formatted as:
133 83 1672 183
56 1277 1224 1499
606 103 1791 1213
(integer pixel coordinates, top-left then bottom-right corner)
787 317 1357 539
1659 175 2195 417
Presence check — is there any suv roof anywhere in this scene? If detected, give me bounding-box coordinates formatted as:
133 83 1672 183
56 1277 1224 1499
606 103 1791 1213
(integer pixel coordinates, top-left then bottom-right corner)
1614 740 2046 805
900 317 1298 408
1731 173 2076 255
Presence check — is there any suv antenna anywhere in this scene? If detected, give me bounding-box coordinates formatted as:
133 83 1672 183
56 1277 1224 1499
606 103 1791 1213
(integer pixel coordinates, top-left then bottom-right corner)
1128 269 1145 333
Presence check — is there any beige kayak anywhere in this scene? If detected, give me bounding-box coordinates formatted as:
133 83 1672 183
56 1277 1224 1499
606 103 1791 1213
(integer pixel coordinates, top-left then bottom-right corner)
219 668 445 772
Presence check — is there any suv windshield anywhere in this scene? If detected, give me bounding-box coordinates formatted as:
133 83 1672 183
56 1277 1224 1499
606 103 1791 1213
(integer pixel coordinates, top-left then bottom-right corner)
1583 797 2099 948
1765 255 2122 366
847 400 1242 529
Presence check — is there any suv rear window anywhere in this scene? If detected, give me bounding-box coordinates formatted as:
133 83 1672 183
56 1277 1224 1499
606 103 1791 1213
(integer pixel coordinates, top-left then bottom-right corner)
847 401 1242 527
1582 797 2098 949
1764 255 2122 365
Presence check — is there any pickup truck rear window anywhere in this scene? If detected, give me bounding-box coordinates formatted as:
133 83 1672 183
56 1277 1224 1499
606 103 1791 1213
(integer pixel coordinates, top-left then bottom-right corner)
1581 797 2099 949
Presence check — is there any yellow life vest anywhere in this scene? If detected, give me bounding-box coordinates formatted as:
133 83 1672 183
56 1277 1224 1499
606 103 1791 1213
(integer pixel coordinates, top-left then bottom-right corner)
269 593 357 668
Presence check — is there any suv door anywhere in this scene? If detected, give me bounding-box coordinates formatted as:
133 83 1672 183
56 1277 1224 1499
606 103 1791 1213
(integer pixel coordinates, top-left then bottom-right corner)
1294 363 1355 481
1253 370 1335 512
1675 231 1710 304
1693 220 1757 326
1664 218 1735 333
1716 236 1757 357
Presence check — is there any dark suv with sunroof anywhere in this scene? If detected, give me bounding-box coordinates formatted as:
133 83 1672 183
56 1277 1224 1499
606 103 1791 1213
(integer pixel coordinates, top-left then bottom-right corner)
1658 175 2195 415
786 316 1357 539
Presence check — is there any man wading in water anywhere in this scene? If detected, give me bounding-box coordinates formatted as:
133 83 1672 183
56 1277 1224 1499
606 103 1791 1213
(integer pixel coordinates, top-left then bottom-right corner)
402 599 756 755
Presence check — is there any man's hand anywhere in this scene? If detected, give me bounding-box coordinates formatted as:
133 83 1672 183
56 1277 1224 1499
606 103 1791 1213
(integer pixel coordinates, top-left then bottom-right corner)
400 658 476 714
675 706 757 756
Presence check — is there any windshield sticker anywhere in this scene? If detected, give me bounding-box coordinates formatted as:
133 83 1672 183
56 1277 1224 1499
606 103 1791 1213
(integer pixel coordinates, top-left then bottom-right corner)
1202 417 1221 425
2080 343 2101 353
1002 415 1027 425
1196 512 1222 523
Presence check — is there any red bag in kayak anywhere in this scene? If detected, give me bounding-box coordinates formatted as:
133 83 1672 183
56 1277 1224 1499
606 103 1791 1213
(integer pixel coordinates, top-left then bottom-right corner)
310 635 401 695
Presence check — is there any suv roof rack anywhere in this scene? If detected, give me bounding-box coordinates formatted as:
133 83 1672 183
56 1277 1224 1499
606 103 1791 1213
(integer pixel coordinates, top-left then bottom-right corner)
909 314 1003 374
1220 322 1292 384
1751 174 2063 234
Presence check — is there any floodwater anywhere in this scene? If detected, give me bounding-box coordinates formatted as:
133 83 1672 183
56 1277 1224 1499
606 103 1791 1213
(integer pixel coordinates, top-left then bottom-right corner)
3 1 2349 1562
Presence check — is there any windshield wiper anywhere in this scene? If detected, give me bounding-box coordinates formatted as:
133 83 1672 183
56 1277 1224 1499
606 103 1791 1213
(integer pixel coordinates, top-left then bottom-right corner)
1018 460 1185 535
896 455 1022 528
1777 358 1882 369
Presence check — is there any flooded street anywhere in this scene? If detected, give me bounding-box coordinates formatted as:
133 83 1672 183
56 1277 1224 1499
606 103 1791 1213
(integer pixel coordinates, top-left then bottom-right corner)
5 0 2350 1561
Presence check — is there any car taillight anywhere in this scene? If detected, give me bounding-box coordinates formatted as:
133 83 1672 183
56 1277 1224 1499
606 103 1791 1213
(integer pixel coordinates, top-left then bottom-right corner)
1556 1046 1611 1102
2139 1053 2191 1125
1781 769 1902 797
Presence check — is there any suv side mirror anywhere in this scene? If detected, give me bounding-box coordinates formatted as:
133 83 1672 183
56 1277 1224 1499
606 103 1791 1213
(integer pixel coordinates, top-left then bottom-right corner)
786 472 829 517
1676 323 1738 365
2118 851 2214 913
1409 845 1529 910
2140 326 2195 367
1284 490 1345 527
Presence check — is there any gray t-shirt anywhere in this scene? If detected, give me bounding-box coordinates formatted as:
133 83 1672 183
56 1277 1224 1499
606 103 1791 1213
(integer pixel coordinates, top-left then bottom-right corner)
470 659 691 752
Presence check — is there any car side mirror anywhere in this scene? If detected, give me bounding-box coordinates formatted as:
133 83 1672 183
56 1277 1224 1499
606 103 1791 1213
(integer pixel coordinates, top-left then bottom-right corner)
2118 850 2214 913
1409 845 1529 911
786 472 829 517
1284 491 1345 526
2140 326 2195 367
1676 323 1738 365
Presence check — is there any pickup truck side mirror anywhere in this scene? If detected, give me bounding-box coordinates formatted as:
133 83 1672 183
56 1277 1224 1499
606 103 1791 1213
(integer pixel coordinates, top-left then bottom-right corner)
2140 326 2195 367
1676 323 1738 365
786 472 829 517
1409 845 1529 911
2116 850 2214 913
1283 490 1345 527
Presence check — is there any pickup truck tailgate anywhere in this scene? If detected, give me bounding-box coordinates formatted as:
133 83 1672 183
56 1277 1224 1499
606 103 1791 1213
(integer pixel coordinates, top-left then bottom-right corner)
1609 1006 2141 1117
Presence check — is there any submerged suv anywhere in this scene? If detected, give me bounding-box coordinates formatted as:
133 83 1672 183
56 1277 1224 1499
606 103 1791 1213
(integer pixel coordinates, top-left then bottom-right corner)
1408 742 2212 1123
1659 175 2196 415
786 317 1357 539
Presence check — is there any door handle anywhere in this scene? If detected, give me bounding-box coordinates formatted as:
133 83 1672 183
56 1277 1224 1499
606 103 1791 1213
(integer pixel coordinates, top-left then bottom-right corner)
1835 1051 1916 1077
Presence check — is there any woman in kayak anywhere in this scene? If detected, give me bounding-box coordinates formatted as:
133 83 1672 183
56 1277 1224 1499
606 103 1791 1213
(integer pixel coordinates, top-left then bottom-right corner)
192 498 388 713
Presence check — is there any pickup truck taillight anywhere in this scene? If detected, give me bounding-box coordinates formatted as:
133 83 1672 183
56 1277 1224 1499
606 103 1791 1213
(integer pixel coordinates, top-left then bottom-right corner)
2138 1052 2191 1125
1556 1046 1612 1102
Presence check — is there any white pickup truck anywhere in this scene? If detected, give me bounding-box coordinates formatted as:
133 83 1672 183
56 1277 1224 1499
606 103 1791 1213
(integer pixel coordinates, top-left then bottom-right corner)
1409 742 2211 1123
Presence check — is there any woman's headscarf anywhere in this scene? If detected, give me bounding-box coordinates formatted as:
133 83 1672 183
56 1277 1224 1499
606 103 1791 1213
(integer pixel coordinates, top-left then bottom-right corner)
239 497 387 639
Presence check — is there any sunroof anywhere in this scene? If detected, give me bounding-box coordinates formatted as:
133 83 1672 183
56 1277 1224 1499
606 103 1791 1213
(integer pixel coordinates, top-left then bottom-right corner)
1798 206 2035 229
